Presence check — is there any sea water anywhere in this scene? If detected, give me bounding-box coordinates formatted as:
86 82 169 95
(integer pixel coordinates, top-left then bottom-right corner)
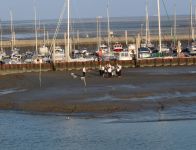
1 110 196 150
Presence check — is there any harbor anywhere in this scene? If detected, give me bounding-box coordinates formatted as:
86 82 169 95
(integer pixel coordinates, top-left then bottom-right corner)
0 57 196 75
1 0 196 150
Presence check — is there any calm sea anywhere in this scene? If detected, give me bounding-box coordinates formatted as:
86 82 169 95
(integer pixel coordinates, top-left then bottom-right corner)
1 109 196 150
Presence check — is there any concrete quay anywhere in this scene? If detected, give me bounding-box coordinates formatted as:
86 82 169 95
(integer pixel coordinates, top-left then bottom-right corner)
1 34 191 49
0 57 195 75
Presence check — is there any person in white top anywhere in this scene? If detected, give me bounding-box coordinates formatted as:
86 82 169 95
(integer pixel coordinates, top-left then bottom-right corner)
82 67 86 77
99 65 102 76
101 66 105 77
111 65 116 76
116 64 122 77
108 66 112 78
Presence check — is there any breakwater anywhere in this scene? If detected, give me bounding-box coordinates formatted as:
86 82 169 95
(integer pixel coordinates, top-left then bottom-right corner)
0 57 195 75
1 34 191 49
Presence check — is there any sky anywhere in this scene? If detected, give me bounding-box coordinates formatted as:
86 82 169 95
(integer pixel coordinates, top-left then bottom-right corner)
0 0 195 21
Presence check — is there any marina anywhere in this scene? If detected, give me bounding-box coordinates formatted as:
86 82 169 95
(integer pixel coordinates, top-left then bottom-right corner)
1 0 196 150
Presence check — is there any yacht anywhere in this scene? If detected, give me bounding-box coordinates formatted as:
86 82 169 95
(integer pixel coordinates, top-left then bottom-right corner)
52 46 65 62
157 44 170 53
7 48 22 64
114 51 132 61
39 45 49 56
189 41 196 56
113 42 123 52
138 47 151 58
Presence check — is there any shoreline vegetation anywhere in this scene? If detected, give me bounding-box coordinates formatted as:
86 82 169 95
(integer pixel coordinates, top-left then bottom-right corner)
0 66 195 114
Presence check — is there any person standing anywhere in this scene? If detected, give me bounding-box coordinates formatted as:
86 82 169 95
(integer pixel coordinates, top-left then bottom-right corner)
82 66 86 77
108 66 112 78
116 64 122 77
99 65 102 76
118 64 122 77
101 65 105 77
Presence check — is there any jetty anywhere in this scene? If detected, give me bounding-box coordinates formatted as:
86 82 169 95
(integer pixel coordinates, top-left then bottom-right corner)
0 57 196 75
1 34 191 49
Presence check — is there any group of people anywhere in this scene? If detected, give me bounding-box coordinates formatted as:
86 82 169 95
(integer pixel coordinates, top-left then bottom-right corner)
99 64 122 78
82 64 122 78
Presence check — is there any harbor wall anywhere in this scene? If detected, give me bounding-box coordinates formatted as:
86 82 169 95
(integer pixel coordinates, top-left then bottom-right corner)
1 34 191 49
0 57 195 75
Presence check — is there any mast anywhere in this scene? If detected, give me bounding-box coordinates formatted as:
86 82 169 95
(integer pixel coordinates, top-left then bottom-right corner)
97 17 99 50
34 6 38 55
43 24 46 46
107 0 110 53
157 0 162 52
190 0 194 41
10 10 14 51
97 16 102 50
145 0 149 45
66 0 70 62
0 21 2 51
125 30 128 46
174 2 177 46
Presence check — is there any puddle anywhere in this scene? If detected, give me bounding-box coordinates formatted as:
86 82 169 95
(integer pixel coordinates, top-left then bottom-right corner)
0 88 27 96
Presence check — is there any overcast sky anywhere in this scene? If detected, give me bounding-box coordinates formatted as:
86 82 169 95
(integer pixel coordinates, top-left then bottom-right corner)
0 0 195 20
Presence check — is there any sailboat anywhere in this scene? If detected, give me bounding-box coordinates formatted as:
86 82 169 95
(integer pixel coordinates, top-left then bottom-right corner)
95 16 109 58
156 0 170 55
66 0 94 62
0 21 6 63
101 0 128 60
8 11 22 64
39 24 49 56
139 0 153 58
189 0 196 56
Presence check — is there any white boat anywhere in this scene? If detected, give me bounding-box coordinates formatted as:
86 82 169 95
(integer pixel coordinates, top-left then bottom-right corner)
114 51 132 61
189 42 196 55
52 46 65 62
71 57 94 62
139 47 151 58
39 45 49 56
102 52 116 61
8 55 22 64
187 1 196 56
7 49 22 64
157 44 170 53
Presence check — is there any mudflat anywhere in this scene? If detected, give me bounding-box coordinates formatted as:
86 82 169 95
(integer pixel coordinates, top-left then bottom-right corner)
0 66 195 114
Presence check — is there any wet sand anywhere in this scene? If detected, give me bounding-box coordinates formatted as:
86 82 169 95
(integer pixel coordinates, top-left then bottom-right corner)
0 66 196 114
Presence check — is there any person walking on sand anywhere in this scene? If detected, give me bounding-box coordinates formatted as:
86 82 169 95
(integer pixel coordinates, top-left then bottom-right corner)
82 66 86 77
